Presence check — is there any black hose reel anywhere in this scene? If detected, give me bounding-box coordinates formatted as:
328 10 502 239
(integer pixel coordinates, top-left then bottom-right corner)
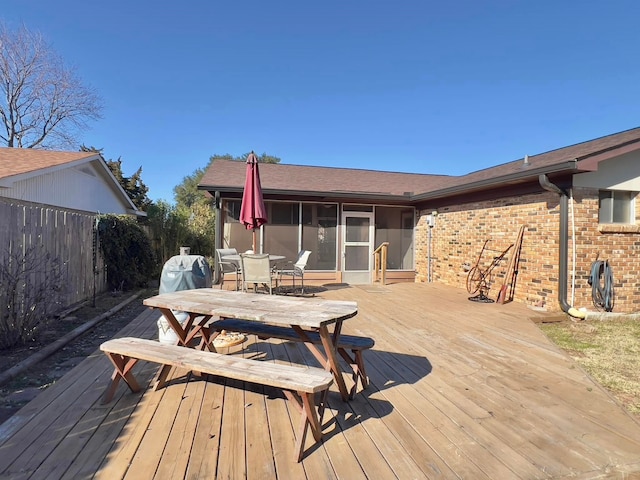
588 260 614 312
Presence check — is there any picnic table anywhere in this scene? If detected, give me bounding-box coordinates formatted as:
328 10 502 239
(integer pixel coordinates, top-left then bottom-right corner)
142 288 359 401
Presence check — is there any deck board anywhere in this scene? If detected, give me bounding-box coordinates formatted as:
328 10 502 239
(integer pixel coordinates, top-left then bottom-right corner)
1 282 640 479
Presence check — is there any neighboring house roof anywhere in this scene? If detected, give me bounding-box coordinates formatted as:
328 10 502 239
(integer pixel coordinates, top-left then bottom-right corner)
0 148 142 215
200 126 640 203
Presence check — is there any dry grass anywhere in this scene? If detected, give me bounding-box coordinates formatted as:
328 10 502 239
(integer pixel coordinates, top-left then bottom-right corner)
539 318 640 417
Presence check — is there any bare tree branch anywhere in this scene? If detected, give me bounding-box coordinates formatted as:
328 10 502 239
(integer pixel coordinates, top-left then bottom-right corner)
0 22 103 149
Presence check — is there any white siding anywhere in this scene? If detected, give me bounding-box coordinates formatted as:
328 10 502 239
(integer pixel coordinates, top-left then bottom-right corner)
0 163 131 214
574 151 640 190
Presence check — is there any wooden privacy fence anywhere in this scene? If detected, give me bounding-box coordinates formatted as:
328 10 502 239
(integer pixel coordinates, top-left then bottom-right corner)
0 197 107 310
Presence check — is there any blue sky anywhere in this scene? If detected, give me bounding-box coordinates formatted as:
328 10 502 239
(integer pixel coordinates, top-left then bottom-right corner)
4 1 640 202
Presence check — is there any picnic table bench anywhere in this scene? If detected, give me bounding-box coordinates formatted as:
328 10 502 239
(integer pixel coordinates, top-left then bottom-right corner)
211 317 374 398
100 337 333 462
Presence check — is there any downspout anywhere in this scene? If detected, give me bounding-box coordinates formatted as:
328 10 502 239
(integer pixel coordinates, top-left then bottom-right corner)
538 175 586 319
427 212 437 282
427 225 432 282
214 191 222 284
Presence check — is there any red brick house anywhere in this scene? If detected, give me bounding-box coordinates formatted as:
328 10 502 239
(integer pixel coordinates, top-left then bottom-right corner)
200 127 640 314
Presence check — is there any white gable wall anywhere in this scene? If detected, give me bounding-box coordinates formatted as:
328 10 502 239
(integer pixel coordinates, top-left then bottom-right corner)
574 150 640 190
0 162 132 214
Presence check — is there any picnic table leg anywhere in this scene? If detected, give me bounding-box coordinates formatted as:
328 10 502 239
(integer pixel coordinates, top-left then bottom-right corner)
318 326 349 402
291 326 326 364
102 353 140 404
353 351 369 389
291 324 350 401
185 315 215 351
338 348 369 398
284 390 325 462
158 308 190 346
154 364 172 390
199 328 221 352
160 309 215 352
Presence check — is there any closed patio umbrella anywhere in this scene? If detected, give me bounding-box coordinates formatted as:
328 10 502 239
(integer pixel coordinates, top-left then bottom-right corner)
239 151 267 252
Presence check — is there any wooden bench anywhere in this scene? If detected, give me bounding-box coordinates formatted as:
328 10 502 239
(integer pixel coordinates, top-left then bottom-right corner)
100 337 333 462
210 318 374 398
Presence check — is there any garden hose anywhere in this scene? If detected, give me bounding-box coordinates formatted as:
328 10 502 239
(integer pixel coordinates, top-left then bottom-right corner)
588 260 614 312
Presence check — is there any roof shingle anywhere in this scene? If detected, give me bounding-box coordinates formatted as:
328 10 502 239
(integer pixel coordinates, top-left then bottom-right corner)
0 148 99 180
200 160 453 198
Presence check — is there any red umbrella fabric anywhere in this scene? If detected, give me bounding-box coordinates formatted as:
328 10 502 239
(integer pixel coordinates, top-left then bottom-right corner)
239 151 267 252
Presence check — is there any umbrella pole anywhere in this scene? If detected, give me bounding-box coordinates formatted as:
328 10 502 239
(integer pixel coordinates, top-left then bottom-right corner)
252 229 257 253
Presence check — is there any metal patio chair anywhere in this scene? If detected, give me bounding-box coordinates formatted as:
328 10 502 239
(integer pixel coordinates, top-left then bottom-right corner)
277 250 311 295
215 248 241 290
239 253 279 294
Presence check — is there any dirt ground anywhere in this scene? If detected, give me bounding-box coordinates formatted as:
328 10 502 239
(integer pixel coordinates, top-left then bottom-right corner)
0 289 154 426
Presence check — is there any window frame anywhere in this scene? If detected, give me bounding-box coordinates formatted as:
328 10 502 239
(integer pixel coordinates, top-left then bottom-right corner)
598 189 637 224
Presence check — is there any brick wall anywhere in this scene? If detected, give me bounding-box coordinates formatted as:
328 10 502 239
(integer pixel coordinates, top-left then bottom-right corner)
571 186 640 313
415 188 640 313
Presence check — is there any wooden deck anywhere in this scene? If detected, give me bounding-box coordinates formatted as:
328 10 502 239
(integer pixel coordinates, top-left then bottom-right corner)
1 283 639 479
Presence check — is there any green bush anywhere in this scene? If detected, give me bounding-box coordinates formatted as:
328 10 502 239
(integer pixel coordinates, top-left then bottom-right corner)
144 201 215 266
98 214 156 291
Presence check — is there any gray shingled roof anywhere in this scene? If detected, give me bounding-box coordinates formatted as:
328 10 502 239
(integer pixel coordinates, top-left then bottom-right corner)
200 127 640 202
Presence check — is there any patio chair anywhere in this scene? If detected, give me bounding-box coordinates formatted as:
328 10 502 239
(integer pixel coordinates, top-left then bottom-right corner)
215 248 241 290
278 250 311 295
239 253 279 294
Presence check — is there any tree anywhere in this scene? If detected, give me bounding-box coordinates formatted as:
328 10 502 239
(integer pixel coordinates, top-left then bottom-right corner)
81 145 152 211
171 157 219 259
0 22 102 149
240 152 281 164
166 152 281 259
107 160 152 211
97 214 156 290
173 153 281 209
174 164 211 209
146 200 188 265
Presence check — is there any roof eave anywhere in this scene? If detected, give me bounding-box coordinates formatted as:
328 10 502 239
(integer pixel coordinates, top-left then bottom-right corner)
200 160 584 204
577 141 640 170
411 160 580 202
200 185 413 202
95 159 141 214
267 188 413 201
0 154 102 184
128 208 147 217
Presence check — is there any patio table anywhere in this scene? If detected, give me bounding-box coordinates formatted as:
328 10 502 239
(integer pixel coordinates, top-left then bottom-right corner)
221 253 286 263
143 288 358 401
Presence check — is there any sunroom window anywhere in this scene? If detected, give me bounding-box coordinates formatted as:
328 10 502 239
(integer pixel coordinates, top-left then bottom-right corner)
598 190 636 224
374 206 414 270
